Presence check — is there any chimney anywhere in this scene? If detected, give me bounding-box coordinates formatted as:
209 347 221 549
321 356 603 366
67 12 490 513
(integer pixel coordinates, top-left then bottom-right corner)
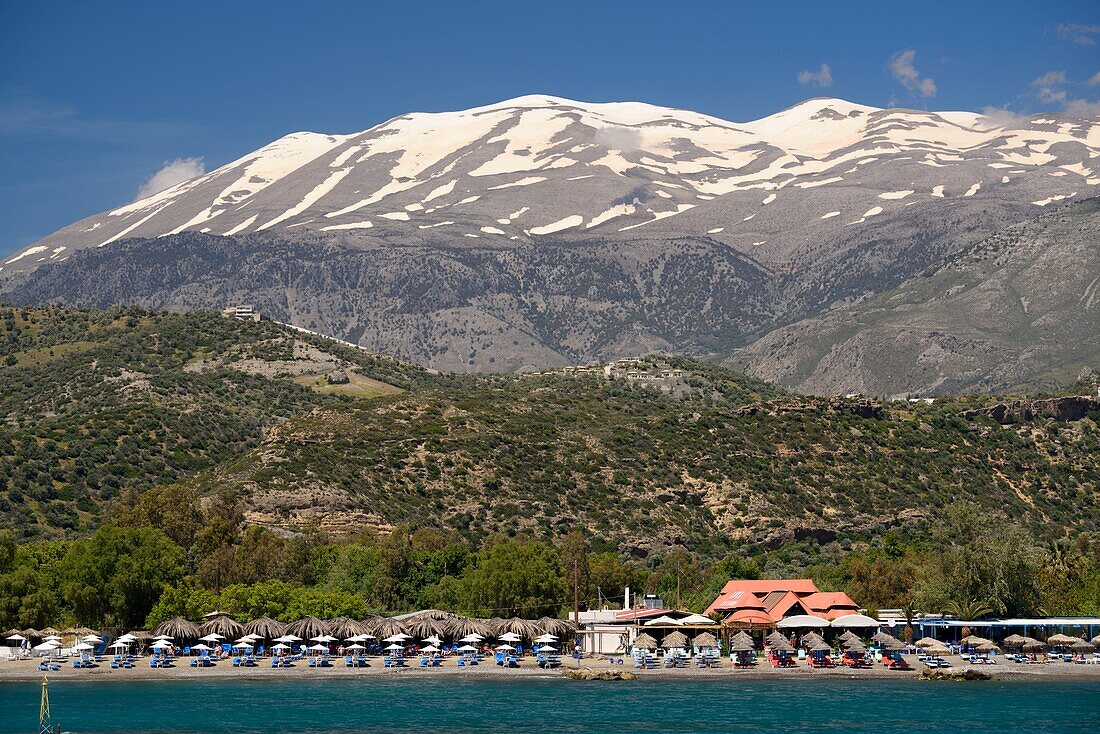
624 586 630 611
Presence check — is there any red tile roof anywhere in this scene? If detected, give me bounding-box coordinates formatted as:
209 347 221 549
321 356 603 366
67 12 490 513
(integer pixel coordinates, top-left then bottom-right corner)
704 579 821 616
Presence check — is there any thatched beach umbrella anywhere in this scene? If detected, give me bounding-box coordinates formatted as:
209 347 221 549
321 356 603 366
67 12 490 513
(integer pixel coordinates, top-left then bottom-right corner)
1070 640 1096 653
371 617 407 640
729 639 756 653
200 615 244 640
537 617 575 639
496 617 541 640
662 631 688 649
404 616 448 639
1047 633 1082 647
62 627 94 637
914 637 941 649
1002 634 1028 649
923 642 951 656
1021 637 1047 652
285 616 330 641
632 633 657 650
770 637 795 653
692 632 719 648
327 617 366 641
447 616 493 640
842 638 867 653
244 616 287 640
154 617 201 641
1091 634 1100 646
838 630 860 644
800 632 826 647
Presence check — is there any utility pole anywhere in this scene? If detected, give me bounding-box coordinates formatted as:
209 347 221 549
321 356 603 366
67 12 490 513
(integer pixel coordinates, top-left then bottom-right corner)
676 558 681 610
573 558 581 668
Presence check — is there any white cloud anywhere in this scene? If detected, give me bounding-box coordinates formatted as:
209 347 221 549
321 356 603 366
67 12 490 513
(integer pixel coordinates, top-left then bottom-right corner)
798 63 833 88
1031 71 1068 105
1064 98 1100 117
1057 23 1100 45
889 50 937 98
979 106 1026 128
135 157 204 200
1087 71 1100 86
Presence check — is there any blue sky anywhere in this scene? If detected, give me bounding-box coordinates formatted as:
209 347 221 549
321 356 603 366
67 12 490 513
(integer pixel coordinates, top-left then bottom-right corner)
1 0 1098 257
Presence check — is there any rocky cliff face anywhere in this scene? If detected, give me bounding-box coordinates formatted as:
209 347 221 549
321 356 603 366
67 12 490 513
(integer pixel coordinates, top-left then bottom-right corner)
727 197 1100 396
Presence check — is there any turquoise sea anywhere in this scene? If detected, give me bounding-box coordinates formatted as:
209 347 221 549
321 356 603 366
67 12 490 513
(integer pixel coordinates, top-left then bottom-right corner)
2 677 1097 733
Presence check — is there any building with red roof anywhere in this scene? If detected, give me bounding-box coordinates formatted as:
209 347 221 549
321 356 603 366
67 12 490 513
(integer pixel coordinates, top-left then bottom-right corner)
705 579 859 625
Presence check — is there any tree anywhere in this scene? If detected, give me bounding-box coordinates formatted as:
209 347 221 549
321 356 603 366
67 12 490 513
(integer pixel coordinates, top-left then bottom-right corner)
917 502 1043 617
458 539 567 618
558 531 591 609
59 526 184 628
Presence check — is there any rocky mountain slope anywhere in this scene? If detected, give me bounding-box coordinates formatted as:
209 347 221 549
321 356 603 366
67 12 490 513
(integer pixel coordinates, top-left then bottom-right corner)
727 196 1100 397
2 95 1096 376
2 306 1097 554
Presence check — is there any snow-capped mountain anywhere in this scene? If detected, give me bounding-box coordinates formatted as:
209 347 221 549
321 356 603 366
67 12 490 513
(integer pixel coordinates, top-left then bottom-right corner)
5 95 1097 272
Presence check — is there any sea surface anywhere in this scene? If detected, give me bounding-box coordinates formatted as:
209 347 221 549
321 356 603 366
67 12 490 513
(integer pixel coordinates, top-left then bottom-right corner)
2 677 1097 733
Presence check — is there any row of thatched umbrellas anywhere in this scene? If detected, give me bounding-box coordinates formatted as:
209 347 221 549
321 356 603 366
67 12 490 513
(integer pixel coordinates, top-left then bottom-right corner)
152 610 576 643
631 631 719 650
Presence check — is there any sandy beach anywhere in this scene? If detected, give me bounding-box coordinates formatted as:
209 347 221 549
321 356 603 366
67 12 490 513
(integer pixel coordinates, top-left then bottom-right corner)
3 654 1099 683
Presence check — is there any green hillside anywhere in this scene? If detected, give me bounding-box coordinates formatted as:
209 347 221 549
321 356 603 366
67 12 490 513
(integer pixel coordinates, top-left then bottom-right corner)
0 304 431 537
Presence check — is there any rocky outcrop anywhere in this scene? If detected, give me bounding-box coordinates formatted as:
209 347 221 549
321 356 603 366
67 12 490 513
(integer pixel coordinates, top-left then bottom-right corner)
919 667 993 681
963 396 1100 424
562 667 637 681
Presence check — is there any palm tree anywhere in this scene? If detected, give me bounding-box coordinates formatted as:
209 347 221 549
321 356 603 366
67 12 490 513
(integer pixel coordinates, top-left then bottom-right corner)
942 599 994 639
900 601 916 644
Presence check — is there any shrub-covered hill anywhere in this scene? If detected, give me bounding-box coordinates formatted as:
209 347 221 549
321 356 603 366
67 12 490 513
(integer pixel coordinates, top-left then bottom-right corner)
0 304 433 537
193 376 1099 557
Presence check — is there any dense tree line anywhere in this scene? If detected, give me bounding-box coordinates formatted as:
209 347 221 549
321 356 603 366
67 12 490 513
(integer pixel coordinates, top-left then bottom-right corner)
1 493 1096 631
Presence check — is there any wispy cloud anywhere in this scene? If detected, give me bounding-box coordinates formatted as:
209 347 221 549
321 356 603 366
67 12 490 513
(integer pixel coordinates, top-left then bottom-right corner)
797 63 833 88
1064 98 1100 117
979 105 1026 128
1032 71 1068 104
0 88 202 142
1056 23 1100 45
889 49 937 99
1088 71 1100 87
135 158 205 200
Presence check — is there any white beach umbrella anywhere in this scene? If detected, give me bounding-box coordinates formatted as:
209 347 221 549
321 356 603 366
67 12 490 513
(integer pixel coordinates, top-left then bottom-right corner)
536 645 558 653
830 614 881 628
151 640 172 650
6 634 25 642
34 641 59 652
271 643 290 651
346 643 366 651
498 632 521 642
533 634 557 643
421 644 441 653
422 635 443 645
495 644 516 651
382 635 406 643
153 634 172 641
199 633 224 642
459 634 483 643
308 644 328 652
109 641 129 649
457 644 478 652
384 643 404 651
345 634 366 643
73 642 93 651
192 644 213 652
310 635 337 643
776 615 830 629
275 634 302 642
82 635 103 643
44 635 62 642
